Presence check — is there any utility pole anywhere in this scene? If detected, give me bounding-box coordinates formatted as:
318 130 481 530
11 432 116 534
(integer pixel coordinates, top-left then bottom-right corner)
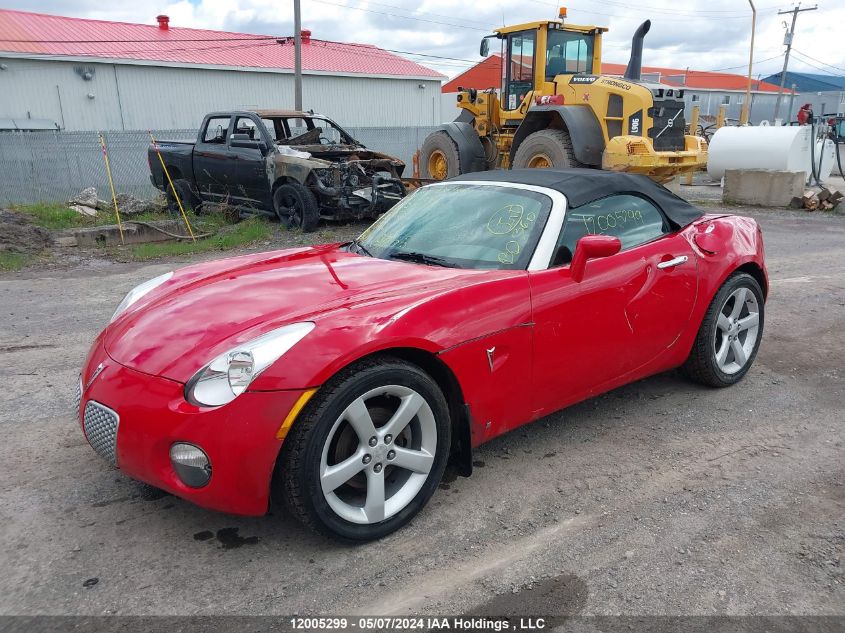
773 3 818 122
741 0 756 125
294 0 302 111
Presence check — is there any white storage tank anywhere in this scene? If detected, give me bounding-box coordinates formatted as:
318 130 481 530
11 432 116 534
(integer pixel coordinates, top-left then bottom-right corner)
708 126 812 180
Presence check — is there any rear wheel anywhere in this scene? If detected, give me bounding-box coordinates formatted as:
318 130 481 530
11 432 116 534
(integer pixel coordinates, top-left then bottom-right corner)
276 357 451 541
165 178 200 214
681 272 764 387
420 131 462 180
273 182 320 232
512 129 584 170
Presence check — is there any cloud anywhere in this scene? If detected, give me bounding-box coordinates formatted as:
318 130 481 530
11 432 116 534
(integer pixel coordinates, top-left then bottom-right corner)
5 0 844 80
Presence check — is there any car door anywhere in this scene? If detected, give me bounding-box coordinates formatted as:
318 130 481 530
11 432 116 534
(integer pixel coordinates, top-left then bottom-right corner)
529 194 698 418
227 115 272 208
193 115 232 202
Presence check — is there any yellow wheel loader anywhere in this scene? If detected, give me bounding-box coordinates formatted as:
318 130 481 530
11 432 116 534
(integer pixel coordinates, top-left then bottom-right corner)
421 10 708 182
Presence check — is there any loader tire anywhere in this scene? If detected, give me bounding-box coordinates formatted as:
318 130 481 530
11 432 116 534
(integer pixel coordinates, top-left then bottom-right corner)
420 131 462 180
512 129 585 170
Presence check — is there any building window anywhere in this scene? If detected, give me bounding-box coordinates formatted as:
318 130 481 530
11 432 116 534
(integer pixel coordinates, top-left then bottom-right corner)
691 94 700 103
737 94 745 105
721 95 731 105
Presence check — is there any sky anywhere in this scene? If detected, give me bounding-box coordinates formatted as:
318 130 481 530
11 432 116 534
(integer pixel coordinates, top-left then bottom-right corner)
8 0 845 81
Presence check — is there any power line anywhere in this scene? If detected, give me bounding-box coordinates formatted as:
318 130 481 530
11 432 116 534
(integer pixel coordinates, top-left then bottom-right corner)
704 53 784 73
528 0 783 15
791 48 845 75
323 0 494 28
525 0 775 21
789 50 845 78
308 0 490 32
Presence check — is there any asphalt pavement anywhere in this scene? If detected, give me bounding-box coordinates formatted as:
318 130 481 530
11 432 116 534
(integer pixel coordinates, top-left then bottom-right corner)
0 205 842 619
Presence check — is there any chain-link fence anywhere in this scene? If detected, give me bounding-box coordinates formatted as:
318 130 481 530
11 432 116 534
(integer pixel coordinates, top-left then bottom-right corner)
0 126 439 206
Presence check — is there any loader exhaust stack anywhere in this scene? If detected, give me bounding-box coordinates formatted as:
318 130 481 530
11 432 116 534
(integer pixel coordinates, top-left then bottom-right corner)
624 20 651 81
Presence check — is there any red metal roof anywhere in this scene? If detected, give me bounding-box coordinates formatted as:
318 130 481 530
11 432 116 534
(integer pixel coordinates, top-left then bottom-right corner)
601 62 789 93
443 54 789 93
442 55 502 93
0 8 444 79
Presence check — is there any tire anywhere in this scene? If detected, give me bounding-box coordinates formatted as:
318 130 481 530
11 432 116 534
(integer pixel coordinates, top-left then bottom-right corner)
276 356 452 541
420 131 462 180
512 128 585 169
165 178 200 215
273 182 320 232
681 272 764 387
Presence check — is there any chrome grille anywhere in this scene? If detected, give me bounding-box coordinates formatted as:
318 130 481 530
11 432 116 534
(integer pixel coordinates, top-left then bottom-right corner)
83 401 120 465
74 376 82 411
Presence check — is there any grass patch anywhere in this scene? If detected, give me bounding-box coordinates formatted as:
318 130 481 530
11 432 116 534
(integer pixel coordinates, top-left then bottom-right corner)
11 202 97 229
127 216 273 261
0 251 35 271
12 202 172 229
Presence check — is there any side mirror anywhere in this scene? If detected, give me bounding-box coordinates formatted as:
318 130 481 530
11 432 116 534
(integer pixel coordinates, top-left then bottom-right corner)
570 235 621 282
480 37 490 57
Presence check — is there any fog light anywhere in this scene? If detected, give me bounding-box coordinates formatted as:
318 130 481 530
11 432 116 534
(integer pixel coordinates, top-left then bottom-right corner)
170 443 211 488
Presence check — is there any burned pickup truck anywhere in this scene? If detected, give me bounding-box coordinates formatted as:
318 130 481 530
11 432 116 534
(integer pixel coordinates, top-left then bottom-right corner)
148 110 406 231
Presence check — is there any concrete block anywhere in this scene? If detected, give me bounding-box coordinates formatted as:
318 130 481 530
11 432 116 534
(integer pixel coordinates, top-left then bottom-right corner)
69 220 187 248
723 170 806 208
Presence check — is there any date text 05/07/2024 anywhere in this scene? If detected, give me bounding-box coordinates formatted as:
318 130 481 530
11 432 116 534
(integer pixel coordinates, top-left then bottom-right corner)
289 616 548 631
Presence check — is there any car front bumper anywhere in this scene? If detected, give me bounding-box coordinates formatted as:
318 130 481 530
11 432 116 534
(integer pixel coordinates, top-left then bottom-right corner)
78 341 308 516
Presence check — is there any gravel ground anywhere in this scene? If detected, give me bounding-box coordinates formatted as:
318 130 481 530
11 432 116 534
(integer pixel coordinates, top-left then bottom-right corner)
0 205 842 620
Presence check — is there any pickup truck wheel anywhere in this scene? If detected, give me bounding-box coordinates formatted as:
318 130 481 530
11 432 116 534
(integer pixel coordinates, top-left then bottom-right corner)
274 183 320 232
165 179 199 215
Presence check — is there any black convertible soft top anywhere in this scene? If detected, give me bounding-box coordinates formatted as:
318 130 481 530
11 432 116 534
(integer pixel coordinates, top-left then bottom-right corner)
449 168 704 229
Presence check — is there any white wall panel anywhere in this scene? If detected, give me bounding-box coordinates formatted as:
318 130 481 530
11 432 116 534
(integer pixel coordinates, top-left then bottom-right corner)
0 56 443 131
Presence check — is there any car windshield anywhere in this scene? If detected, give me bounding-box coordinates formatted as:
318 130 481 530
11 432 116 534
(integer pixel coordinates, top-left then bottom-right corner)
355 183 552 270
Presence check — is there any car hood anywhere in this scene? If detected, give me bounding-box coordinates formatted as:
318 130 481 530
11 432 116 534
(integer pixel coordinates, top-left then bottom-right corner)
104 245 483 382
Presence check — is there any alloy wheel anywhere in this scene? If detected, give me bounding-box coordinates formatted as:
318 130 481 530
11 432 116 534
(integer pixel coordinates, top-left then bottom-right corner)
713 286 760 374
319 385 437 524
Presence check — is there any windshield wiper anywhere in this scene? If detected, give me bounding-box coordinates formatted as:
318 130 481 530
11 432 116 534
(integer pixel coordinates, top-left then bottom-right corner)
388 251 462 268
349 239 373 257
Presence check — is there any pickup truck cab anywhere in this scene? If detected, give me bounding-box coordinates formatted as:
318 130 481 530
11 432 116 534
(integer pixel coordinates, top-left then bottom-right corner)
149 110 407 231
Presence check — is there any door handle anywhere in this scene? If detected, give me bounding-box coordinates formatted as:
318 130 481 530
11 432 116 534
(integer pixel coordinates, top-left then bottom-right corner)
657 255 688 269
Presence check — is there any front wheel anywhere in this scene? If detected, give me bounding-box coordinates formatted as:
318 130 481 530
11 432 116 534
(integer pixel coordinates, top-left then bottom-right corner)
276 357 451 541
420 131 462 180
273 182 320 232
681 272 764 387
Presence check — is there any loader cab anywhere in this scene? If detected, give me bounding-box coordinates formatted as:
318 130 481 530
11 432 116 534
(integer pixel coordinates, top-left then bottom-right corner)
486 19 605 117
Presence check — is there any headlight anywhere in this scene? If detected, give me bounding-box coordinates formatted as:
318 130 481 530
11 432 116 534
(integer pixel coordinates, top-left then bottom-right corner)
110 271 173 323
185 322 315 407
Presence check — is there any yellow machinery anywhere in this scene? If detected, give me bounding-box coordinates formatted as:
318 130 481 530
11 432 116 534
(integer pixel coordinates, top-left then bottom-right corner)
421 10 708 182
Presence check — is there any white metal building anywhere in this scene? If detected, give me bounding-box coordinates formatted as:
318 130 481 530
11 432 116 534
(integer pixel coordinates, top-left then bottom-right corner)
0 10 445 131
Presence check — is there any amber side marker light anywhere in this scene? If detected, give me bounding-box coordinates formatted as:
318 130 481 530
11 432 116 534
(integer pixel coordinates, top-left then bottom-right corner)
276 388 318 440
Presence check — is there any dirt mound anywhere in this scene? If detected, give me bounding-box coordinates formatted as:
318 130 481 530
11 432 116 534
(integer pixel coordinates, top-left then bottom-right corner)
0 210 53 254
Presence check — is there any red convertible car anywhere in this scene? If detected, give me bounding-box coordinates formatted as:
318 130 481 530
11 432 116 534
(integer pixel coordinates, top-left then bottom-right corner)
77 169 767 541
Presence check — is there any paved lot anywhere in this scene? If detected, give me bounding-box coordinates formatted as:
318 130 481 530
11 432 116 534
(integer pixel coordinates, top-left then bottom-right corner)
0 206 843 617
